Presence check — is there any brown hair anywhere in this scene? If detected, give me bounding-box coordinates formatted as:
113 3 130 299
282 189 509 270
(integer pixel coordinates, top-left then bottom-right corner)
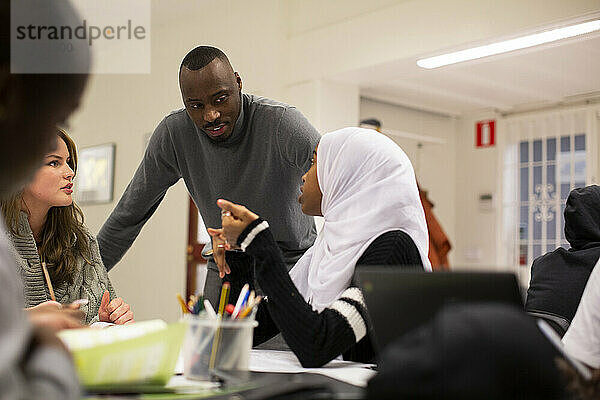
1 128 91 284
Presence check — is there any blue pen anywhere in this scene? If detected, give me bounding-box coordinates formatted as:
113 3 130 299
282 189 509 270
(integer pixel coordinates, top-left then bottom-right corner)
237 290 250 316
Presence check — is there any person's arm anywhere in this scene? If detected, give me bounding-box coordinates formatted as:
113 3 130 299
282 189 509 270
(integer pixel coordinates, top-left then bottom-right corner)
98 118 182 271
21 325 81 399
0 236 80 399
239 219 370 367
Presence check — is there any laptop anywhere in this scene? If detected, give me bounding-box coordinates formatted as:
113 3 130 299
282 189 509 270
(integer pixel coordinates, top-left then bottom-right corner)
355 267 524 354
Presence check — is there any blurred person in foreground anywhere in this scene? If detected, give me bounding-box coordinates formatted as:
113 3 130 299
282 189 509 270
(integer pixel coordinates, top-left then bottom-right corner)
0 0 89 398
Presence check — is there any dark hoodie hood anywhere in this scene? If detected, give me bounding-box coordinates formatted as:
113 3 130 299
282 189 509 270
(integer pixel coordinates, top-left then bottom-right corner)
564 185 600 250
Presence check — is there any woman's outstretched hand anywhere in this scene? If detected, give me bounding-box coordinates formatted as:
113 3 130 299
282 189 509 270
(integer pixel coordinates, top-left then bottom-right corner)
216 199 259 249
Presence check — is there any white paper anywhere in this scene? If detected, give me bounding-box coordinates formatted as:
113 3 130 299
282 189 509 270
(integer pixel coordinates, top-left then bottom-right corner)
89 321 115 329
166 375 219 391
248 349 376 387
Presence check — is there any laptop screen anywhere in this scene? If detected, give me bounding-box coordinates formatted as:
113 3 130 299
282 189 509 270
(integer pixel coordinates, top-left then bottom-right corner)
355 267 524 354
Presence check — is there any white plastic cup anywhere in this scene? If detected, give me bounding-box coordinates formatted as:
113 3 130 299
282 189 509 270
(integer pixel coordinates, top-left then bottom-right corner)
182 315 258 381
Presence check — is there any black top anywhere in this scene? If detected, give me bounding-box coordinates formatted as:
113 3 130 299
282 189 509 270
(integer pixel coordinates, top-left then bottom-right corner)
226 219 423 368
526 185 600 322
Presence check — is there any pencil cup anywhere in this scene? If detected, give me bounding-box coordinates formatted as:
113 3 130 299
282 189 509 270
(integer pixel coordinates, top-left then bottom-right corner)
182 315 258 381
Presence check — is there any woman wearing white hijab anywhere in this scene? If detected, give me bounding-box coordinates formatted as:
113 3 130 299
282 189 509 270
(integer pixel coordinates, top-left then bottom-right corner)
212 127 431 367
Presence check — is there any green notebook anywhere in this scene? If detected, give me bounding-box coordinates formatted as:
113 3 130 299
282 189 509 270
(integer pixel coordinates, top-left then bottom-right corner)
59 320 186 390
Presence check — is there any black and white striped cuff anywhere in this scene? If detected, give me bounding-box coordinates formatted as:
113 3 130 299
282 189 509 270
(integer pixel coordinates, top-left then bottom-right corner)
238 219 270 251
329 287 368 343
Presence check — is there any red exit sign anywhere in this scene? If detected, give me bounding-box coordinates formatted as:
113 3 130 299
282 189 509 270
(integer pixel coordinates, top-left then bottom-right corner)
475 120 495 148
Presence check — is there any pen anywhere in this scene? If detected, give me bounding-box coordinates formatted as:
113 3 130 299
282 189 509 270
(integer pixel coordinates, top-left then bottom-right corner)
232 284 249 319
250 296 262 319
41 262 56 302
237 305 252 319
237 295 262 319
203 299 217 319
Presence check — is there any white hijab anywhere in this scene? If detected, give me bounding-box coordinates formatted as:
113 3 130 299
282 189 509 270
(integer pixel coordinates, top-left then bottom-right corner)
289 127 431 312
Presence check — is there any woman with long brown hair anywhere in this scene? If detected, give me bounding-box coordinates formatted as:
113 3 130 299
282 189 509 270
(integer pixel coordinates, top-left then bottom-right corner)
1 128 133 325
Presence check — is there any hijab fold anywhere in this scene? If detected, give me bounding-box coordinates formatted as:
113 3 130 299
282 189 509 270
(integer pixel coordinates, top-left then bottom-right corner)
290 127 431 312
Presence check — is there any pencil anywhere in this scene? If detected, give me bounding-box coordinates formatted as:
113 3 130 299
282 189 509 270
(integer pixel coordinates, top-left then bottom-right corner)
210 282 230 369
41 262 56 301
176 293 190 314
216 282 230 318
237 294 262 319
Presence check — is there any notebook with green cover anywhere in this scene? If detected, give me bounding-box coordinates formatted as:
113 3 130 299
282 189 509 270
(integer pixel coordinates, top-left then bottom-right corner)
58 319 186 390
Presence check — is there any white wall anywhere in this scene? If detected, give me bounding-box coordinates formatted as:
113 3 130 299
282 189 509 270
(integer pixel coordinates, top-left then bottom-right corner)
285 80 360 133
453 110 502 270
359 98 457 263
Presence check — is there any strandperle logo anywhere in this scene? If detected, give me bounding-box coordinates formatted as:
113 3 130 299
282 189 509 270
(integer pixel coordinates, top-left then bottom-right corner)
11 0 151 74
15 19 147 46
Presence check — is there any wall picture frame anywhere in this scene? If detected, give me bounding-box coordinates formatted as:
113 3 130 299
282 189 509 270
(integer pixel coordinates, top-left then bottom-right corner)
75 143 116 205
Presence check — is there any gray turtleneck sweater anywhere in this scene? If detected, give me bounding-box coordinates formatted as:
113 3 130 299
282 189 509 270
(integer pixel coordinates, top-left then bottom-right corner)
98 94 320 272
9 212 116 324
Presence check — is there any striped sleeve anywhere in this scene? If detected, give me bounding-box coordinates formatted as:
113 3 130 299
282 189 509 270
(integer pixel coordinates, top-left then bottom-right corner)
236 218 269 251
243 225 374 367
329 287 369 343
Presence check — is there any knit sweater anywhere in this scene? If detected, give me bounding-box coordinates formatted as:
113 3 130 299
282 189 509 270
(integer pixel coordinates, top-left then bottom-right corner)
9 212 116 324
229 219 424 368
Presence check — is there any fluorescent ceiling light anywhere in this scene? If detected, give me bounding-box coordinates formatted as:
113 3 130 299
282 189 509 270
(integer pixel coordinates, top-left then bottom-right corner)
417 19 600 69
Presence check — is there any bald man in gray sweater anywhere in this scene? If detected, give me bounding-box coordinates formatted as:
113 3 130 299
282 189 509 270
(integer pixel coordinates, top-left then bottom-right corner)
98 46 319 306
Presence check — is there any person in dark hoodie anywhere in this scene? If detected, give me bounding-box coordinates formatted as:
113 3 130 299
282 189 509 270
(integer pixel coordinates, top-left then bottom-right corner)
526 185 600 333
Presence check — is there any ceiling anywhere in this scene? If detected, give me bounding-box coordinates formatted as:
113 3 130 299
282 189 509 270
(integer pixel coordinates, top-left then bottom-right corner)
341 31 600 117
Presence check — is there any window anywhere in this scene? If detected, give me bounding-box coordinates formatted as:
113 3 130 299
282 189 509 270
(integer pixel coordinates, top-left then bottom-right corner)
501 109 596 272
517 134 586 265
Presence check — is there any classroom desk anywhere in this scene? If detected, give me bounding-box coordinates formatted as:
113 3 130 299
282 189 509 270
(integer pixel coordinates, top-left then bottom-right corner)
83 371 366 399
83 349 372 399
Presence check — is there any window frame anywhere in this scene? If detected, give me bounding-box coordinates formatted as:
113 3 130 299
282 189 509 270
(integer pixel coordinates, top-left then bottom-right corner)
497 106 598 284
